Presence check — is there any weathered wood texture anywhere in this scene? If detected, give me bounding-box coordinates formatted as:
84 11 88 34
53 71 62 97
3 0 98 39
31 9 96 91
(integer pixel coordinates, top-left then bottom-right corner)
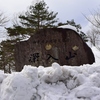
15 28 95 71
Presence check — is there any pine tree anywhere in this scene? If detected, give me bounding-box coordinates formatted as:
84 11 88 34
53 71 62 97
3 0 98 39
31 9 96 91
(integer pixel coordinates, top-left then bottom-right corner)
2 0 59 72
19 0 58 31
6 0 58 38
0 40 15 73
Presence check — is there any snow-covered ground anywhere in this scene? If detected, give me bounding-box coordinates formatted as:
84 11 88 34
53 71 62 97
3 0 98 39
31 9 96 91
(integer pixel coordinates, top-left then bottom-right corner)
0 45 100 100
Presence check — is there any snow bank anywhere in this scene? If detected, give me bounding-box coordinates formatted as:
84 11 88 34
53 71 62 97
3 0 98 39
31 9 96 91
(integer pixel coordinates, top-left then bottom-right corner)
91 46 100 65
0 62 100 100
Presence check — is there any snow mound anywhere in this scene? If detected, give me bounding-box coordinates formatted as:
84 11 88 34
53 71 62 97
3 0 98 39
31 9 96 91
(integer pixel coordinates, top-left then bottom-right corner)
0 63 100 100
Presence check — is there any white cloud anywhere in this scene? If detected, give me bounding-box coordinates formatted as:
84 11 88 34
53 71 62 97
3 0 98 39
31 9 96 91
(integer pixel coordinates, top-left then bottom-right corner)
0 0 100 32
0 0 32 14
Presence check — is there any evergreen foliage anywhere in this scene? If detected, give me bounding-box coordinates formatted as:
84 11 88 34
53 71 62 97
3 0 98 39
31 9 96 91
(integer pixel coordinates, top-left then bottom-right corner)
6 0 58 38
68 20 88 42
0 40 15 73
19 0 58 31
0 1 88 72
66 19 81 32
1 0 59 72
58 19 88 42
79 31 88 42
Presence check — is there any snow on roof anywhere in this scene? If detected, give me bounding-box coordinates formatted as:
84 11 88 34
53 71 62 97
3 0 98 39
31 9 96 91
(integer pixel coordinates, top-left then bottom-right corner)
58 25 78 32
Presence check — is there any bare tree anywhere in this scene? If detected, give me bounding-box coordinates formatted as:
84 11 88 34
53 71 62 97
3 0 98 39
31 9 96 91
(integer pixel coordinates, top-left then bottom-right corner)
0 11 8 27
83 8 100 28
87 26 100 46
83 8 100 48
12 13 21 26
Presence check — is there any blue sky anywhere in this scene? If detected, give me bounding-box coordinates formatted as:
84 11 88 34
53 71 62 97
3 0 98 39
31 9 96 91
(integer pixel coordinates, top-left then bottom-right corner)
0 0 100 32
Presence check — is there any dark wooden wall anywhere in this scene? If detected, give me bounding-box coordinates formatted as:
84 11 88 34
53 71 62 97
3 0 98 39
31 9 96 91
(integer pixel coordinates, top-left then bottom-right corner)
15 28 95 71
